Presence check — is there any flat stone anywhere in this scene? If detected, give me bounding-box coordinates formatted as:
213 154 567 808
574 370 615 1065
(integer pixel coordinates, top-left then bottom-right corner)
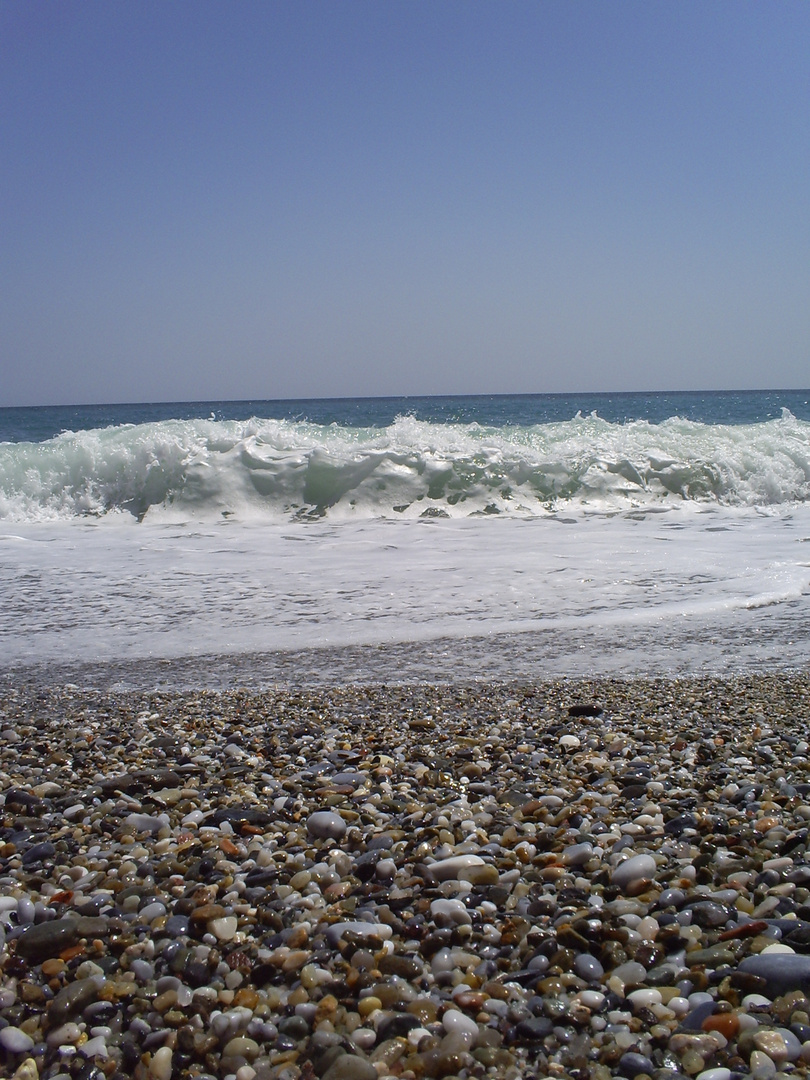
737 953 810 995
16 918 81 961
427 854 486 881
49 976 105 1025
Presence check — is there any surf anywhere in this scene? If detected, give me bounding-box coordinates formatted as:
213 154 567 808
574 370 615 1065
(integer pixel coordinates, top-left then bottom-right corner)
1 411 809 522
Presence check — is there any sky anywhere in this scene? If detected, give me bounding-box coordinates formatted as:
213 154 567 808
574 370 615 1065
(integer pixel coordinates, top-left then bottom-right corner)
2 1 809 406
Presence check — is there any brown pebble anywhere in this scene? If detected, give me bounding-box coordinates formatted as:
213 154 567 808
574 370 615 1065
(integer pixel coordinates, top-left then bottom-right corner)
454 991 488 1011
703 1012 740 1038
41 958 67 977
190 903 226 924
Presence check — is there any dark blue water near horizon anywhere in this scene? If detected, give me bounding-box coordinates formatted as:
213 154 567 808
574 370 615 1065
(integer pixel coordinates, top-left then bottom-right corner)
2 388 810 444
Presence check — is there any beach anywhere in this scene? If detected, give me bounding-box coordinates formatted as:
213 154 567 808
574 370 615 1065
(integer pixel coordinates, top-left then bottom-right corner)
3 675 810 1080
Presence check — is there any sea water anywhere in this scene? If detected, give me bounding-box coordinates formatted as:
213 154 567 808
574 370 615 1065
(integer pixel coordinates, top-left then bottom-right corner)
1 391 809 686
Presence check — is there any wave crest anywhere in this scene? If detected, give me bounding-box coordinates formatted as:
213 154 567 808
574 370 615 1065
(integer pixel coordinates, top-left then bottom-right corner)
1 412 809 521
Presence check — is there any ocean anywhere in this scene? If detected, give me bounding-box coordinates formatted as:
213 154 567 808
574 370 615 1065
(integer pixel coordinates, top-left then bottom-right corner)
1 390 809 686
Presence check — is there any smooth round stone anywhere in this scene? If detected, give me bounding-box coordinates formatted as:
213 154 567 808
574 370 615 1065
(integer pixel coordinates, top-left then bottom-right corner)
351 1028 377 1051
223 1036 260 1060
657 887 687 909
618 1051 655 1077
428 854 486 882
515 1016 554 1040
307 811 347 841
130 959 155 983
431 948 455 974
610 960 647 987
775 1028 802 1062
46 1021 82 1048
441 1008 479 1047
330 771 367 787
562 842 594 866
430 898 472 925
16 896 36 925
578 990 606 1010
668 996 691 1017
573 953 604 981
750 1049 777 1080
696 1069 731 1080
689 901 731 928
627 988 662 1011
164 915 189 936
612 854 657 891
559 735 581 750
527 953 550 974
0 1027 35 1053
375 859 396 880
139 901 167 922
148 1046 173 1080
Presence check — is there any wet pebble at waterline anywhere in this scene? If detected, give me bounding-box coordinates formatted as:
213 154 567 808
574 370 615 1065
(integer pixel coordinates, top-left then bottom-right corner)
2 677 810 1079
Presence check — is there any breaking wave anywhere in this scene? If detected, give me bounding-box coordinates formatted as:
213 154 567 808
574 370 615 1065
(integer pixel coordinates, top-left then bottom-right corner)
2 411 810 522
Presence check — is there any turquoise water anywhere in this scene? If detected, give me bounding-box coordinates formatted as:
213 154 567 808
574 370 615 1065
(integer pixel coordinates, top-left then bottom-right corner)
2 390 810 522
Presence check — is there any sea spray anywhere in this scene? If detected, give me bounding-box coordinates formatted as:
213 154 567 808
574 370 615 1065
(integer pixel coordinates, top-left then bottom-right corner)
1 411 809 522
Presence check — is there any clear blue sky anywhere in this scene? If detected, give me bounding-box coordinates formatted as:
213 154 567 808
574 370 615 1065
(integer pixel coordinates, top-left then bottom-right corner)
2 1 809 406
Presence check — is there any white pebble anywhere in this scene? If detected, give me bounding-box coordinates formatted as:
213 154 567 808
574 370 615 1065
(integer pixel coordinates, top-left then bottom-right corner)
749 1049 777 1080
627 988 662 1011
441 1007 479 1047
149 1046 173 1080
209 916 238 942
612 853 656 890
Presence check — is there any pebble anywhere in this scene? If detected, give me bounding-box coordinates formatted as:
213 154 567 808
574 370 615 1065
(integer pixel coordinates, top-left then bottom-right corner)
738 953 810 995
306 810 347 840
0 1027 35 1053
612 852 657 891
2 676 810 1080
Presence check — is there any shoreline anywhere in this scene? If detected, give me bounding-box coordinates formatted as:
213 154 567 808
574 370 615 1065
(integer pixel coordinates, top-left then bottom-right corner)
4 621 810 690
2 675 810 1079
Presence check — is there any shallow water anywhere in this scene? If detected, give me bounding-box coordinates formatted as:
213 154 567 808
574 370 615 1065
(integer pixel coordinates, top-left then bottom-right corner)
3 505 809 687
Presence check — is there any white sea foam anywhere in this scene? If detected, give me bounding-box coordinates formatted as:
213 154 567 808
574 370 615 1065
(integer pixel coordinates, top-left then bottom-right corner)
2 506 810 680
3 409 809 681
1 411 809 522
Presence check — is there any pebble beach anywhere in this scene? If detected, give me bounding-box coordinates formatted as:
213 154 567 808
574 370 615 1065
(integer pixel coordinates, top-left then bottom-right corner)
3 675 810 1080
